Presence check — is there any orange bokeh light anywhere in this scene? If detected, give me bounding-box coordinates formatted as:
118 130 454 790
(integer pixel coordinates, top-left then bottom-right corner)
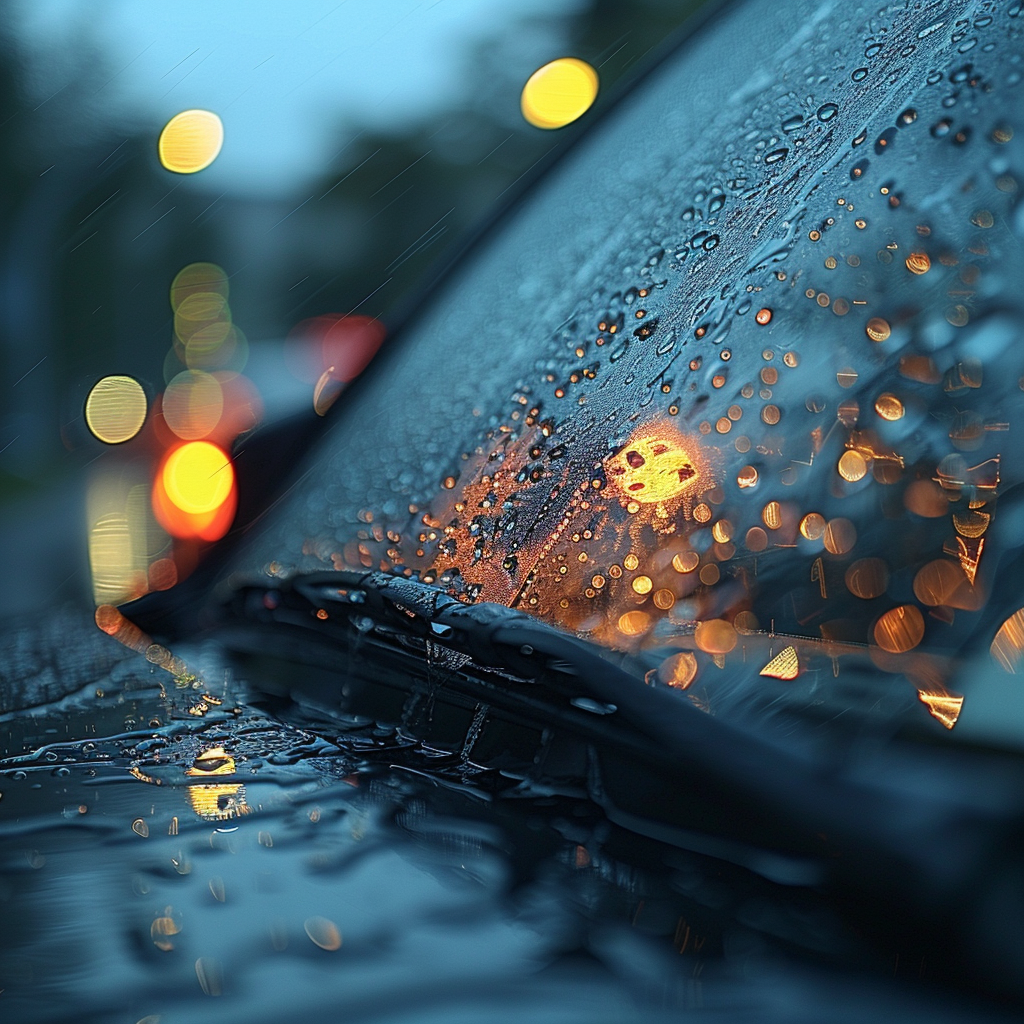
152 441 236 540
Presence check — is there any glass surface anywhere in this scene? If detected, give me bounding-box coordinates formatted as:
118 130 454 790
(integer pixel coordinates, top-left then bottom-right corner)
236 0 1024 744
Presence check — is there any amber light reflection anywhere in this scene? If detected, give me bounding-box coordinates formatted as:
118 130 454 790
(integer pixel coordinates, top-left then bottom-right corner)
185 746 250 821
605 425 703 506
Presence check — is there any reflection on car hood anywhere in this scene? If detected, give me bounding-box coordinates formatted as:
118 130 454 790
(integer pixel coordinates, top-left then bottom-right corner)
235 0 1024 735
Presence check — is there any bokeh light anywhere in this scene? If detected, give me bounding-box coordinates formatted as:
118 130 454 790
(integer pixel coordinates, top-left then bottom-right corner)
163 369 225 440
153 440 236 541
84 375 148 444
161 441 234 515
175 290 230 340
167 263 248 375
520 58 598 129
170 262 229 311
87 475 170 605
158 109 224 174
287 314 386 385
95 603 152 653
211 371 263 441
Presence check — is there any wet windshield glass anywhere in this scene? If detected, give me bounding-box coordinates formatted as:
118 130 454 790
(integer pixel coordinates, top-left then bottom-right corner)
237 0 1024 737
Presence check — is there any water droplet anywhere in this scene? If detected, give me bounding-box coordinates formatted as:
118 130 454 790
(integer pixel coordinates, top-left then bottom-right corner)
851 67 869 82
195 957 224 996
905 252 931 274
817 102 839 122
764 148 789 165
781 114 803 134
304 916 343 950
657 652 698 689
864 317 888 342
838 450 868 482
874 127 897 154
945 304 970 327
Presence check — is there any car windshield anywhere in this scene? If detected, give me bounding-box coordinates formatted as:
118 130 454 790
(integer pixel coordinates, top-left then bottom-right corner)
228 0 1024 739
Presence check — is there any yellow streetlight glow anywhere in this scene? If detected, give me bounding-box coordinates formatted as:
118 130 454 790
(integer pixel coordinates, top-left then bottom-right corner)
521 58 598 129
158 109 224 174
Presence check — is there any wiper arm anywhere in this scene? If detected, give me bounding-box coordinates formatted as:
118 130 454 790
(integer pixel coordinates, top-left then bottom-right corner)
221 568 645 702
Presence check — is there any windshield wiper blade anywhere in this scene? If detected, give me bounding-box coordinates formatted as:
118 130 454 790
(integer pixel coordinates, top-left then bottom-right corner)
221 568 644 696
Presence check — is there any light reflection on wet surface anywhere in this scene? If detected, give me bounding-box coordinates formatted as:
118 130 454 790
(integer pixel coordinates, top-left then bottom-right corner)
1 640 1019 1024
0 652 746 1022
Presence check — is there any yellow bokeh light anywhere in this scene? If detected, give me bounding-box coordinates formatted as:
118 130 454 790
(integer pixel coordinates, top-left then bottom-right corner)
158 109 224 174
186 323 243 371
175 291 230 338
521 58 598 129
163 369 224 440
84 375 147 444
87 475 169 606
171 262 229 312
162 441 234 515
